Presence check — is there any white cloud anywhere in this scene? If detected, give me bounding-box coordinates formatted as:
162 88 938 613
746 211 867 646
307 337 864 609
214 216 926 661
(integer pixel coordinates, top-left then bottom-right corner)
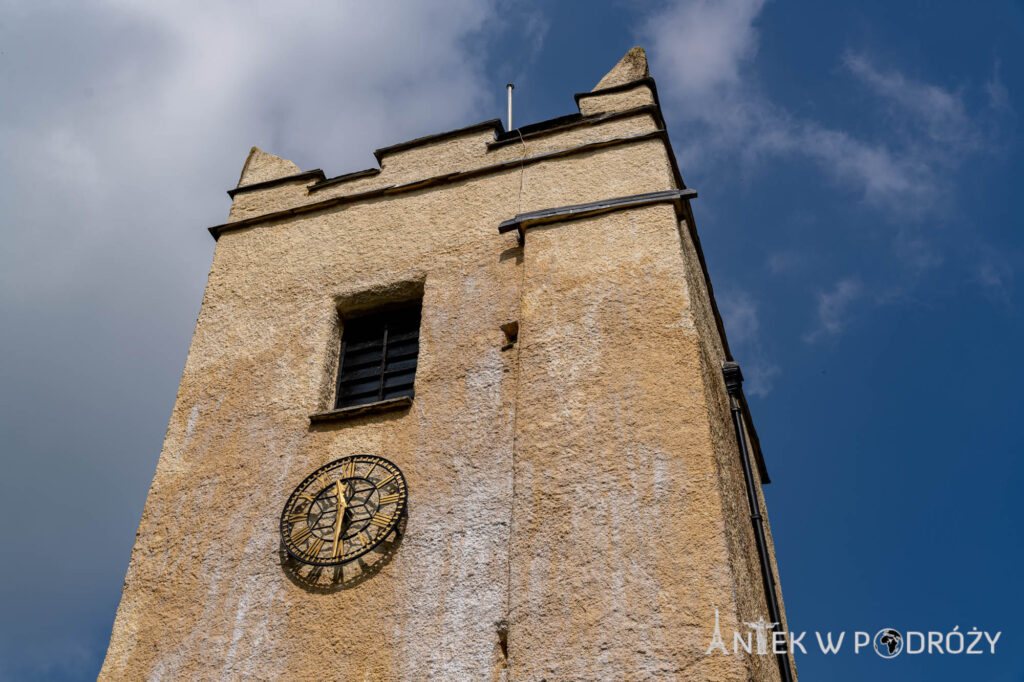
766 250 801 274
718 289 760 346
743 363 781 398
893 230 944 273
640 0 995 218
640 0 1010 345
805 278 863 342
985 60 1011 112
843 53 976 149
975 246 1014 304
640 0 766 96
718 289 780 396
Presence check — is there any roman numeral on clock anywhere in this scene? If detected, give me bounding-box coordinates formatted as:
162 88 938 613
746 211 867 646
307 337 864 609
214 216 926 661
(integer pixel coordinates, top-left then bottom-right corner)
369 513 392 529
291 525 313 544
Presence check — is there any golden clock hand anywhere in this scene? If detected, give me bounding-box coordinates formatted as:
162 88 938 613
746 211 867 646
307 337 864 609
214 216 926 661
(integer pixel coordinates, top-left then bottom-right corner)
332 480 347 556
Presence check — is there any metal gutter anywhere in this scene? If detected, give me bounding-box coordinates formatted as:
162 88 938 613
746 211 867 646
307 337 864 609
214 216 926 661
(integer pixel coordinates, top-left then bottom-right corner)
722 361 793 682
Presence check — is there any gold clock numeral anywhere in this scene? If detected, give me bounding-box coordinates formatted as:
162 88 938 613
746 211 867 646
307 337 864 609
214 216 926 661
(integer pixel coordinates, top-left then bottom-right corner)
358 531 370 547
318 473 334 490
292 525 313 544
297 492 315 502
284 512 306 524
375 473 395 488
378 493 402 505
365 460 378 477
332 537 344 558
369 513 392 529
307 537 325 557
342 460 355 479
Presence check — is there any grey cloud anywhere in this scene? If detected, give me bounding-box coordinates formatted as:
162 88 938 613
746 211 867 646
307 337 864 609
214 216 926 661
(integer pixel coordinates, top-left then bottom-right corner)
0 0 506 676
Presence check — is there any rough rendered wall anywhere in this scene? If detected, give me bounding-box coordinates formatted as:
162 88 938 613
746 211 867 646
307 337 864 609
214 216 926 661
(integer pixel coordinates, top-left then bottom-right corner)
676 215 786 681
101 125 691 679
101 180 526 679
102 68 791 679
508 205 752 679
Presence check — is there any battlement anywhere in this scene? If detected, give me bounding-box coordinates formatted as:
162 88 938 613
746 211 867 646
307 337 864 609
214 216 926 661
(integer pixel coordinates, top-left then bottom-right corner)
217 49 679 237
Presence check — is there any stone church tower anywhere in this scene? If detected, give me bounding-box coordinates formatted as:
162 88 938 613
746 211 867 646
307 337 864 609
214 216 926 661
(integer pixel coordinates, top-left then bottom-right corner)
102 48 795 680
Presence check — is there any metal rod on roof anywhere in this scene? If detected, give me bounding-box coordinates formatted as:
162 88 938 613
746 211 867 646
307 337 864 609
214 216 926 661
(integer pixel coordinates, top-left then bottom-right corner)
506 83 515 131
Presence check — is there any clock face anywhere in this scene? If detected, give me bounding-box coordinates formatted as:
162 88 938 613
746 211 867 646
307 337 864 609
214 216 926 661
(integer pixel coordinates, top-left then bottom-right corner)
280 455 407 566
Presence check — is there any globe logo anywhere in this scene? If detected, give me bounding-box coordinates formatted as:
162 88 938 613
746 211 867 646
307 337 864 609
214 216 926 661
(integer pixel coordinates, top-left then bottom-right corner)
873 628 903 658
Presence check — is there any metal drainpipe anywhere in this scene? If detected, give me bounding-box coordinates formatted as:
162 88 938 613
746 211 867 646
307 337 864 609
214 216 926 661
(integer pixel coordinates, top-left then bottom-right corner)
722 361 795 682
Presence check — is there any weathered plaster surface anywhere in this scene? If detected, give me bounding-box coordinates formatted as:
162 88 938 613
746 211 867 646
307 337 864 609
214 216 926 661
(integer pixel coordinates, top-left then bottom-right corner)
102 48 791 681
509 205 751 680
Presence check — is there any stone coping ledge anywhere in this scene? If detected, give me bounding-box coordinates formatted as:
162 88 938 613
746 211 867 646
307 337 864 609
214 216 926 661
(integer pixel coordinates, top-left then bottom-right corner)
309 396 412 424
372 120 503 164
573 77 661 107
226 169 326 198
487 105 663 150
498 188 698 237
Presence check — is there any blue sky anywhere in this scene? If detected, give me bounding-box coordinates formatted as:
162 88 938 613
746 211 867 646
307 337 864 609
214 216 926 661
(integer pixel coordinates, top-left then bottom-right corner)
1 1 1021 679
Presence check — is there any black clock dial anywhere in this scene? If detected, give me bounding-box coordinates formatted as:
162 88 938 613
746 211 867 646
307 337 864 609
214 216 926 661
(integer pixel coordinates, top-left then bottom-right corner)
280 455 407 566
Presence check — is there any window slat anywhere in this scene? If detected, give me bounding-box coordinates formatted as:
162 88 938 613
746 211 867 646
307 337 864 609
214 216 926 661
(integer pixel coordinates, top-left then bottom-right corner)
382 386 415 401
341 348 383 368
386 340 418 359
339 364 385 382
383 371 416 389
338 378 383 396
383 358 417 374
343 337 385 353
385 328 419 344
